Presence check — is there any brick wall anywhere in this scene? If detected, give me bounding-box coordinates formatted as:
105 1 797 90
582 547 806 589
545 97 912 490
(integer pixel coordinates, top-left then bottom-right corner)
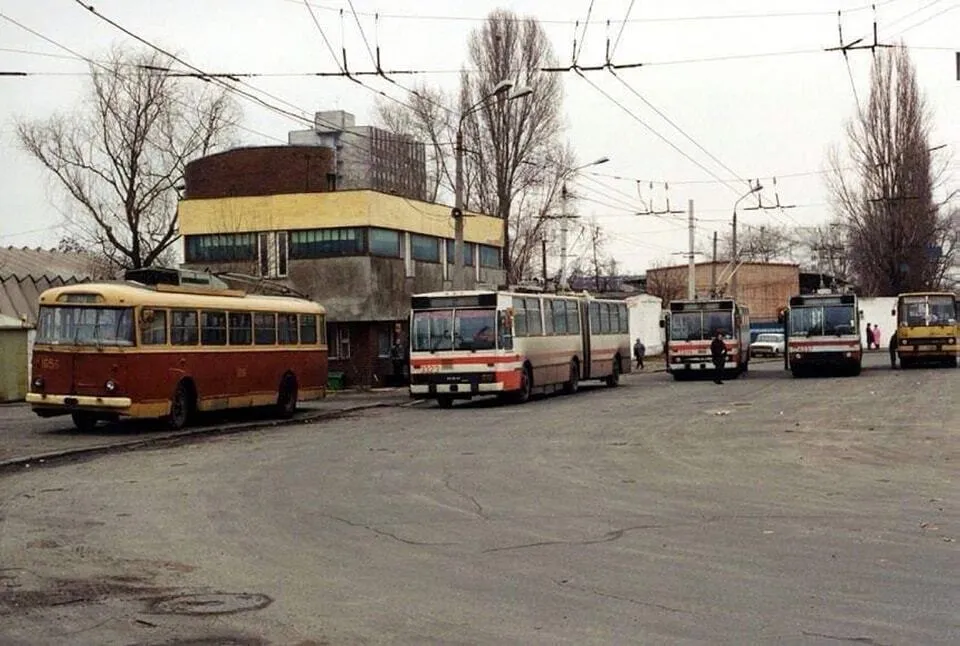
184 146 336 199
646 262 799 321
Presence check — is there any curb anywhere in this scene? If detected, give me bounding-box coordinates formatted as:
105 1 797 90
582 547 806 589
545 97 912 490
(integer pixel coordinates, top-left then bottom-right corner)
0 401 407 475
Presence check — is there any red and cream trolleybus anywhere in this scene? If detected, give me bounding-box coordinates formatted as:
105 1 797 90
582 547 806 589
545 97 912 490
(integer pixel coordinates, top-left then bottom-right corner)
663 298 751 380
408 289 631 407
781 292 862 377
27 268 327 431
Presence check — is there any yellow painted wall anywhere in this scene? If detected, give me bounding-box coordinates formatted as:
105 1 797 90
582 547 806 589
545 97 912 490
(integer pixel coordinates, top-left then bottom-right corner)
179 190 504 246
0 329 28 402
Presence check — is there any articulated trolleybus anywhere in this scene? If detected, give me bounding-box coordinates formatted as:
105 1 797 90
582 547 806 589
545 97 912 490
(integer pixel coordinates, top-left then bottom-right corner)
781 292 862 377
893 291 959 368
27 268 328 431
663 298 751 380
408 289 631 407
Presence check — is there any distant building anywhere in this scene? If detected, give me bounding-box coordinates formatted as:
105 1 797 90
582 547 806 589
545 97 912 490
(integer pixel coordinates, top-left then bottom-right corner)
178 189 505 387
288 110 427 201
644 261 799 323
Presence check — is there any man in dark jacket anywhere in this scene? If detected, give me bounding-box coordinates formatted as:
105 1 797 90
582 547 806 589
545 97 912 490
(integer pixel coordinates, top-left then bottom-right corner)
710 330 728 384
888 331 898 369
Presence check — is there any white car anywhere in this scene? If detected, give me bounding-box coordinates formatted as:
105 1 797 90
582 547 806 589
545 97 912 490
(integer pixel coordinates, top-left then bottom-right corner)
750 333 785 357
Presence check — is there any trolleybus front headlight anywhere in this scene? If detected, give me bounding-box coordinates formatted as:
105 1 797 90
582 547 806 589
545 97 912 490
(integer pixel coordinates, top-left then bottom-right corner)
948 337 956 345
794 353 801 360
104 379 118 393
32 376 44 390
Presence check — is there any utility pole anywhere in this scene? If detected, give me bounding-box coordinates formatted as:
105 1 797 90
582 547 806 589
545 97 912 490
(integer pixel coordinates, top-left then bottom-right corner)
687 199 696 299
592 222 602 292
452 128 465 290
541 237 548 286
559 183 571 291
711 231 718 296
730 182 762 300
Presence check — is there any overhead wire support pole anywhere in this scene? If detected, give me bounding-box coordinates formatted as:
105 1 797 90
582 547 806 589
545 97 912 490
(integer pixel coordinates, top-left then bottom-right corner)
687 199 696 299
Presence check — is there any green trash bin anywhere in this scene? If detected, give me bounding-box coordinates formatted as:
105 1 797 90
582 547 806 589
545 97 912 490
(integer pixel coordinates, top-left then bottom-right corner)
327 371 345 391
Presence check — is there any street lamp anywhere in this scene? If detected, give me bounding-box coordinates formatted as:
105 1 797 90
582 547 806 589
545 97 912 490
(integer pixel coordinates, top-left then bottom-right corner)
452 80 533 289
558 157 610 290
730 181 763 297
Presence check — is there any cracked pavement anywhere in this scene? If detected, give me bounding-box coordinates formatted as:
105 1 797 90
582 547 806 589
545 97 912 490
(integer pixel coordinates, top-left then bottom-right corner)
0 355 957 645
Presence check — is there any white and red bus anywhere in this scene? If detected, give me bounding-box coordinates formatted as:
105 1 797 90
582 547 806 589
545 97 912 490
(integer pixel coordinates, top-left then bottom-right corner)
663 298 751 380
27 269 327 431
781 292 862 377
408 289 631 407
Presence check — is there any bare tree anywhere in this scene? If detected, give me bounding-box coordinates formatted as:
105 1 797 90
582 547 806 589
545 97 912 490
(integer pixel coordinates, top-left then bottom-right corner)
644 261 687 305
376 84 456 204
461 10 564 283
18 47 240 271
826 46 955 295
717 224 796 263
794 221 853 286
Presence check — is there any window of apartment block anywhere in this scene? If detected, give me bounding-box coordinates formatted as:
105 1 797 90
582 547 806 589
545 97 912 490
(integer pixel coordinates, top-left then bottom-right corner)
184 233 257 263
444 240 475 266
411 234 440 263
369 228 402 257
479 245 501 268
327 323 351 359
289 228 365 259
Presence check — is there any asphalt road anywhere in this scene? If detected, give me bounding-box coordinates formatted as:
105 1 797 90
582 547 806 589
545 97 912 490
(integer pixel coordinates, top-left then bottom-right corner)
1 354 957 645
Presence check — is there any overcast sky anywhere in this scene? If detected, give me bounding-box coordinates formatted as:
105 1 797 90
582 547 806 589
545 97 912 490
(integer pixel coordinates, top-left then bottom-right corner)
1 0 957 274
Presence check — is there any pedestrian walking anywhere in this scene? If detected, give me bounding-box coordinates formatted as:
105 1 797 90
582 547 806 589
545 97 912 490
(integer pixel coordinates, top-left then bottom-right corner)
865 322 874 350
390 339 406 387
873 324 881 350
888 331 898 369
633 338 646 370
710 330 728 384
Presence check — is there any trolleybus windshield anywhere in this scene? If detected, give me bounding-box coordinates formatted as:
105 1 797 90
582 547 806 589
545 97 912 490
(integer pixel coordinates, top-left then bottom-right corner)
36 306 135 346
412 308 498 352
790 304 855 337
670 310 733 341
899 295 956 326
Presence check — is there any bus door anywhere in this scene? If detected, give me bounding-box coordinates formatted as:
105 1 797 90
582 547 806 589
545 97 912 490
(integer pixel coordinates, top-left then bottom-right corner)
579 301 591 379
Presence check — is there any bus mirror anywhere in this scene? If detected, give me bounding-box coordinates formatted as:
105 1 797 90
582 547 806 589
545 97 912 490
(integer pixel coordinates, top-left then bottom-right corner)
890 309 895 316
776 307 786 324
658 319 665 329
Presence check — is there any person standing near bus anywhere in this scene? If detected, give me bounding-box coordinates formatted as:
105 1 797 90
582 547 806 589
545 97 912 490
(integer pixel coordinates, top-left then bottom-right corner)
633 338 645 370
889 331 898 369
865 322 874 349
873 324 881 349
710 330 728 384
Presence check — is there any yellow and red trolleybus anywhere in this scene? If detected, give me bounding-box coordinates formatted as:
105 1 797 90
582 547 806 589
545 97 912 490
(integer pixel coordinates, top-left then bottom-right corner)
26 269 327 431
408 289 631 407
892 291 959 368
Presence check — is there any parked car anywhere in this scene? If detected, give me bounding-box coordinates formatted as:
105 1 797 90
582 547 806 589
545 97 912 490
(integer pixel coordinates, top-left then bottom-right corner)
750 332 785 357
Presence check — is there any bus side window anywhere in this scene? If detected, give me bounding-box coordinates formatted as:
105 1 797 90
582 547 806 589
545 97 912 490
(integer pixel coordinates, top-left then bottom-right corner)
229 312 253 345
609 303 620 334
566 300 580 334
171 310 199 346
619 304 628 333
600 303 610 334
589 302 600 332
201 311 227 346
141 309 167 345
552 300 567 334
300 314 318 344
525 298 542 335
254 313 277 345
278 313 299 345
512 297 527 337
543 299 555 335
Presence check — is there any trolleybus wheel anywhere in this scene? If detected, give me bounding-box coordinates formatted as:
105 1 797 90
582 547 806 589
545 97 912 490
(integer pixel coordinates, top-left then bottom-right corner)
563 360 580 395
849 363 862 377
515 365 533 403
71 412 98 432
166 382 192 430
276 374 298 418
605 358 621 387
436 396 453 409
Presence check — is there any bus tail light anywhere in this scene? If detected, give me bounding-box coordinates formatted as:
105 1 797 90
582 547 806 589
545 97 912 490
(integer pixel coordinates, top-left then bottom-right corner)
104 379 118 393
32 376 44 391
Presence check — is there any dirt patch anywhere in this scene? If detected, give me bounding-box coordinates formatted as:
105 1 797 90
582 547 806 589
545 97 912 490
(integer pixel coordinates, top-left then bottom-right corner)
148 592 273 616
0 577 160 611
